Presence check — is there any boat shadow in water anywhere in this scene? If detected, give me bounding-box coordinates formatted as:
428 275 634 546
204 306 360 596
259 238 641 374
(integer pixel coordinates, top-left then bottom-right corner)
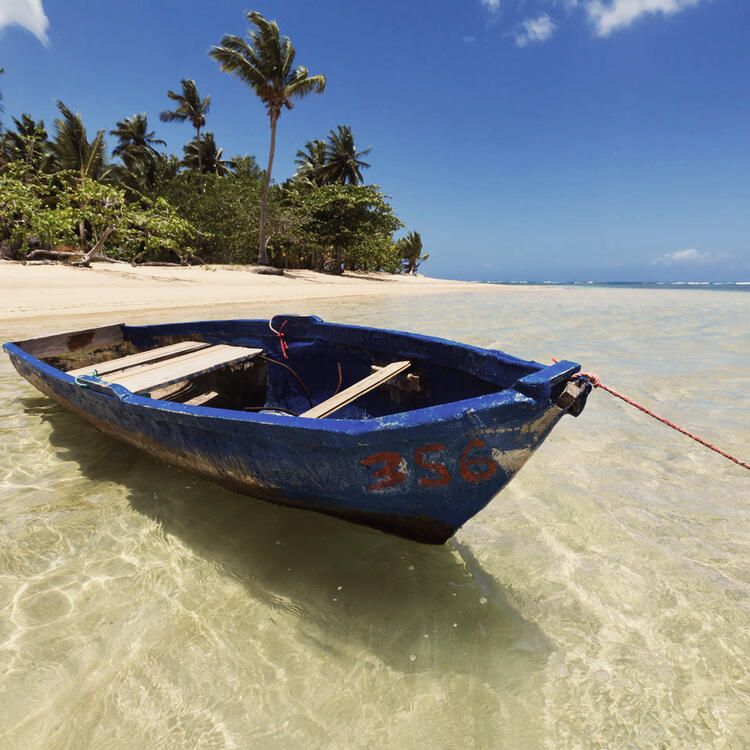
29 397 555 685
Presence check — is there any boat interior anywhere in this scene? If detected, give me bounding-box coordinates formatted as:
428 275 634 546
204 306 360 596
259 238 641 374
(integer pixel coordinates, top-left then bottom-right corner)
13 318 541 419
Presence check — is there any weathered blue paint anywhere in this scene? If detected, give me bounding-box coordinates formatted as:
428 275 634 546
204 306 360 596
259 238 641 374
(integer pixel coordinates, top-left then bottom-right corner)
3 316 589 543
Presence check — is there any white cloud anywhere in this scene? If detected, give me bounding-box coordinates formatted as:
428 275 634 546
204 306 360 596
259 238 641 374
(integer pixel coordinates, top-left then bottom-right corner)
478 0 705 41
651 248 728 266
0 0 49 44
463 35 478 43
585 0 701 36
514 14 556 46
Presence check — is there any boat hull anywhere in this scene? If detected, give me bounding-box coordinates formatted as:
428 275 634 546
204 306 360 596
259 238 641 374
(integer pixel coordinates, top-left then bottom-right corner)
4 317 587 543
7 357 567 544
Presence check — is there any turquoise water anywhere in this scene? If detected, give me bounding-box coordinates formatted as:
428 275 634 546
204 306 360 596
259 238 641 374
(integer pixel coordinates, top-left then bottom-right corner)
1 286 749 748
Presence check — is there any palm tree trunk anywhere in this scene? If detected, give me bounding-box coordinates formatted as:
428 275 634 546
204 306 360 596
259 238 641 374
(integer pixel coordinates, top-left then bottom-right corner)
333 243 343 274
258 112 278 266
196 125 202 174
78 219 88 255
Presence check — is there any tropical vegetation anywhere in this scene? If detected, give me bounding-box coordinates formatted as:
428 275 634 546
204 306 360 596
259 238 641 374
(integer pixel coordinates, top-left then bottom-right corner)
159 79 210 174
395 231 430 274
0 11 426 273
210 11 326 265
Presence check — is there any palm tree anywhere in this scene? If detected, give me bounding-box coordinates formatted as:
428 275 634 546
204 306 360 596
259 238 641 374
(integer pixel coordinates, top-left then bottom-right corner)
50 101 108 254
396 231 429 274
210 11 325 265
321 125 371 185
231 154 263 180
2 113 52 171
50 101 107 179
0 67 4 131
294 139 328 185
159 79 210 173
182 131 231 175
110 113 165 166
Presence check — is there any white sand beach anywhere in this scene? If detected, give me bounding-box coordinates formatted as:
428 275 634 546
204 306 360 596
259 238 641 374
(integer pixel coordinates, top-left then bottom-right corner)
0 262 502 324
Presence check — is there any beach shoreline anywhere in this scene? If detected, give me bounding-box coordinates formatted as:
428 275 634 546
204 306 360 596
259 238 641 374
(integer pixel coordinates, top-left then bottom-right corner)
0 261 533 325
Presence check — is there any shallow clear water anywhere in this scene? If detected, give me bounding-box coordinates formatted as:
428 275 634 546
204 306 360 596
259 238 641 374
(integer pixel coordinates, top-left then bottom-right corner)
1 287 748 749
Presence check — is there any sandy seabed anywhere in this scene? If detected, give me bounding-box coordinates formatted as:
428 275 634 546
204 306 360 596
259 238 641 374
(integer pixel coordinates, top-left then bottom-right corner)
1 283 748 748
0 262 499 325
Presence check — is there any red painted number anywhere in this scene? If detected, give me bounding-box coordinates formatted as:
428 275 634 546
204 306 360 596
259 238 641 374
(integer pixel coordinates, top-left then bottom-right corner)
362 440 499 491
414 444 451 487
459 439 499 483
361 451 404 490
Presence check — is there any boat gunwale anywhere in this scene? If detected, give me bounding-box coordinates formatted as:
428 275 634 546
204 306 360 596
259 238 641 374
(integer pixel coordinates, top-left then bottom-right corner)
3 318 581 436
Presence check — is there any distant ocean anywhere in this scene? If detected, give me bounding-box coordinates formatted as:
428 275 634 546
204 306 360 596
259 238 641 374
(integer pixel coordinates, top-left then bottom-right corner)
481 280 749 291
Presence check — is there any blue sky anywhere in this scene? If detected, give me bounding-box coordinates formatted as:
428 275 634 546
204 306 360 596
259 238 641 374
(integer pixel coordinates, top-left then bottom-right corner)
1 0 748 281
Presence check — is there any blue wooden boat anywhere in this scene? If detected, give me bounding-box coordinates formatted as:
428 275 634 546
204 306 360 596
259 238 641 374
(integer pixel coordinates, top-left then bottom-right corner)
3 315 590 543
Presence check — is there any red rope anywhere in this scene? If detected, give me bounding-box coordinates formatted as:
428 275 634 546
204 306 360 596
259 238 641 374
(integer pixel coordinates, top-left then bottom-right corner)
572 371 749 471
269 318 289 359
334 362 343 395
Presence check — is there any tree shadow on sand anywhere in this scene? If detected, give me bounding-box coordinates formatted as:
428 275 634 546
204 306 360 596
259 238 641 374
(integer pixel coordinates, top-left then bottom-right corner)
282 270 399 283
26 396 555 687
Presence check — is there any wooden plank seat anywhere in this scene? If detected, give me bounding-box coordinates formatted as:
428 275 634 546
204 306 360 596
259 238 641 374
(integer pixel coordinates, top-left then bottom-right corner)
301 361 411 418
105 344 263 395
72 343 262 396
183 390 219 407
67 340 210 378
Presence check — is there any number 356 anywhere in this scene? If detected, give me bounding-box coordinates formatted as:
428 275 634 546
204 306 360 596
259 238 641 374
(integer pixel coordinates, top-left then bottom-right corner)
360 439 499 491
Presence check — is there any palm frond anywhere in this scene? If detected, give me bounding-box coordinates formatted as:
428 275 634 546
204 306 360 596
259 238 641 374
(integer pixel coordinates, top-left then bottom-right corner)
280 37 296 77
159 108 187 123
84 130 107 179
210 45 268 90
287 71 326 99
160 80 209 128
111 113 165 157
1 113 52 170
220 34 262 65
319 125 372 185
51 100 108 178
249 11 281 58
182 131 231 175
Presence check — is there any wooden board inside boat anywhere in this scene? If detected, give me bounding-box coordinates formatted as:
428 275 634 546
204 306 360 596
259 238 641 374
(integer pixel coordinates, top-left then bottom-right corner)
100 344 263 395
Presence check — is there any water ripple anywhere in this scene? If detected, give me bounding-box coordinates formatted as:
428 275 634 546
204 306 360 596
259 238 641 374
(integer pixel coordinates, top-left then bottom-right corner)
0 289 748 748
